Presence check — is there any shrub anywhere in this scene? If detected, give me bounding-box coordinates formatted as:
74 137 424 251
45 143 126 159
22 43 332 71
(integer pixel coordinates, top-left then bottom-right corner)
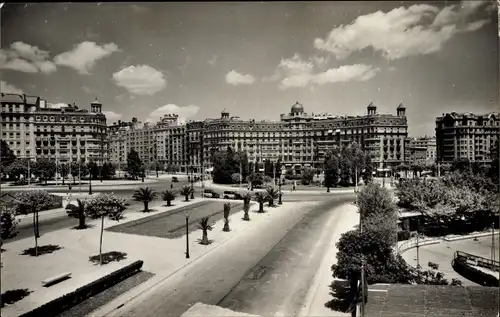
198 216 213 245
428 261 439 270
162 190 176 206
1 205 19 240
132 187 157 212
451 278 463 286
231 173 242 184
397 230 411 241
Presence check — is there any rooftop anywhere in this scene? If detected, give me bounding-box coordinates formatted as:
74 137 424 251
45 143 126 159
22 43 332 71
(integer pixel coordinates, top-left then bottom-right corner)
365 283 498 317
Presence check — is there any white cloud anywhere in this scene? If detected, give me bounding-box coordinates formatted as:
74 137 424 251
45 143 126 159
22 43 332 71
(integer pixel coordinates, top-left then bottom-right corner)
145 104 200 124
312 64 380 85
225 70 256 85
113 65 167 95
314 1 494 60
54 41 119 74
102 111 123 122
0 81 24 94
0 42 56 74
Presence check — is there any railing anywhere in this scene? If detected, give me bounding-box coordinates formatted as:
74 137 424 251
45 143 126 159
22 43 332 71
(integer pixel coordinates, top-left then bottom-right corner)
455 251 499 272
397 235 441 255
453 251 499 286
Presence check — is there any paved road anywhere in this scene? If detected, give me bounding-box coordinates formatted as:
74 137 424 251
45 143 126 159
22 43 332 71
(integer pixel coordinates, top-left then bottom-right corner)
105 193 355 317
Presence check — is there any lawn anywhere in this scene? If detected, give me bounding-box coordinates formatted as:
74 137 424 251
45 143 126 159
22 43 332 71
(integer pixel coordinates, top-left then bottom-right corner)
106 200 243 239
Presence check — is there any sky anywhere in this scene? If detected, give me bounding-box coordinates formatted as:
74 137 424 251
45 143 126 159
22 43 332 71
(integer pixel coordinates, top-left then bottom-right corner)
0 1 498 137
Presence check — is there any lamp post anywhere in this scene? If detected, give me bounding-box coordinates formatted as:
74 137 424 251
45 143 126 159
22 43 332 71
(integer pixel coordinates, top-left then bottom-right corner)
88 161 93 195
278 178 282 205
190 167 194 199
185 210 190 259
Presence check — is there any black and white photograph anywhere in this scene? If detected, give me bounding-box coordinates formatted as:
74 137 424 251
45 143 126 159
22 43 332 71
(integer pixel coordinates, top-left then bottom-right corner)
0 1 499 317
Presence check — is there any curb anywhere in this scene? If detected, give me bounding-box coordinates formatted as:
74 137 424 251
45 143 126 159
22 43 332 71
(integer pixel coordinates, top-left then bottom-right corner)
90 205 280 317
443 231 499 242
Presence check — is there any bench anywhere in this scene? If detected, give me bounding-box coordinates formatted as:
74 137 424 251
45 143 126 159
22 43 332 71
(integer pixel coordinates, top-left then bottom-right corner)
41 272 72 287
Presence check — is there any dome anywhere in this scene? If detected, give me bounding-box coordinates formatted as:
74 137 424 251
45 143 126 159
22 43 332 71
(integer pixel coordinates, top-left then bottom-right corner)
397 103 405 109
367 101 376 109
91 97 101 105
291 102 304 114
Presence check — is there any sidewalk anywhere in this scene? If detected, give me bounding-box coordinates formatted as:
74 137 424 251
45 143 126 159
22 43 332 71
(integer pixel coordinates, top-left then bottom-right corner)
0 178 162 191
300 203 360 317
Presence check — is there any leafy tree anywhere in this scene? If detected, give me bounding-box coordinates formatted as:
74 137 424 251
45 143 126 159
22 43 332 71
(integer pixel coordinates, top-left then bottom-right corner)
32 159 56 184
231 173 242 185
285 168 294 180
87 161 99 180
198 216 213 245
265 187 280 207
5 158 30 180
162 190 176 207
212 147 249 184
180 186 192 202
357 182 396 219
132 187 157 212
59 163 69 185
126 149 143 180
85 193 127 265
349 142 365 185
70 161 89 182
301 167 315 185
14 190 53 256
254 192 267 213
242 196 251 221
223 203 231 232
0 140 16 176
247 172 264 189
324 147 341 191
101 163 116 179
0 204 19 241
66 199 87 229
363 154 374 183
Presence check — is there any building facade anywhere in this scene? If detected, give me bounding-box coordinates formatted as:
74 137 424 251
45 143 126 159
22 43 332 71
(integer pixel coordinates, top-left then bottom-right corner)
435 112 500 164
1 93 107 164
185 102 408 174
405 136 436 165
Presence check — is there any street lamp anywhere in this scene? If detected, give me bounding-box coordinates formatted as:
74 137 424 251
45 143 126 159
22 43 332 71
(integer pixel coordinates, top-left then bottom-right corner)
185 210 190 259
190 167 195 199
278 178 282 205
88 161 93 195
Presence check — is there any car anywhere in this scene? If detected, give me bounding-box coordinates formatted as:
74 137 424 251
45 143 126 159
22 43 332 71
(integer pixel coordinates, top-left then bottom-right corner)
223 190 243 200
172 176 179 182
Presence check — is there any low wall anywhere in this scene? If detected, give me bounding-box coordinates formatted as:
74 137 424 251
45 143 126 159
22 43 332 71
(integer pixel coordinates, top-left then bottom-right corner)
452 251 499 287
397 236 441 255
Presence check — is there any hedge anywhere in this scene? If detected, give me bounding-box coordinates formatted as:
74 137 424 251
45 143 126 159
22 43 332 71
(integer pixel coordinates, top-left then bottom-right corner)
19 260 144 317
397 230 411 241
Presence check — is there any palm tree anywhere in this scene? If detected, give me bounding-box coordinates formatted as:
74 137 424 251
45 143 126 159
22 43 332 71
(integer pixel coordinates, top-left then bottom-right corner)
162 190 176 207
132 187 157 212
223 202 231 232
265 187 280 207
198 216 213 245
180 186 192 202
66 198 87 229
254 192 267 213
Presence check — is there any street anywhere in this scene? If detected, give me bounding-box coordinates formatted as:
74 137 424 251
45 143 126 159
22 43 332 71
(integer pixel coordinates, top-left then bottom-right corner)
104 193 355 317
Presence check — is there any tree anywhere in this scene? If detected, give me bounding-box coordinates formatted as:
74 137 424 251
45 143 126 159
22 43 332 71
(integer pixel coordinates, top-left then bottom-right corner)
324 147 340 191
5 158 30 180
85 193 127 265
357 182 396 219
242 195 251 221
14 190 53 256
363 155 374 183
70 161 89 182
247 172 264 189
301 167 315 185
231 173 242 185
198 216 213 245
32 159 56 184
349 142 365 185
101 163 116 179
132 187 157 212
162 190 176 207
0 140 16 176
265 187 280 207
180 186 192 202
126 149 143 180
66 199 87 229
223 203 231 232
254 192 267 213
0 203 19 242
59 163 69 185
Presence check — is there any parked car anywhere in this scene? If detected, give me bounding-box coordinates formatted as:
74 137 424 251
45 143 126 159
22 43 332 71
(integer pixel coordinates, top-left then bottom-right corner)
172 176 179 183
223 190 243 200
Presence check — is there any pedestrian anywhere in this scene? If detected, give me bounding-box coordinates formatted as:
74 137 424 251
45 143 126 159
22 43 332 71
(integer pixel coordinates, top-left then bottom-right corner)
293 180 296 192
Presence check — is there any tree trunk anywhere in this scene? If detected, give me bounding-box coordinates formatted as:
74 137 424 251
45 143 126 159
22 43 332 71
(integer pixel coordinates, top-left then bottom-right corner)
167 200 171 207
99 215 104 265
268 199 273 207
79 212 85 229
32 209 38 256
62 177 65 185
259 203 263 213
201 230 209 244
223 219 230 232
185 195 189 202
243 211 250 221
144 201 149 212
327 186 330 193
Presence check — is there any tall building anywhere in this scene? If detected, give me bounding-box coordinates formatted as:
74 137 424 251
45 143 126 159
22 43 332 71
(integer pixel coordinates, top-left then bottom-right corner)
435 112 500 164
1 94 107 164
405 136 436 165
185 102 408 174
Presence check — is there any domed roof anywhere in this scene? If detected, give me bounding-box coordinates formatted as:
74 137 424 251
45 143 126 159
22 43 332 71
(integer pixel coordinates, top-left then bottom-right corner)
397 103 405 109
91 97 101 105
367 101 376 109
291 101 304 114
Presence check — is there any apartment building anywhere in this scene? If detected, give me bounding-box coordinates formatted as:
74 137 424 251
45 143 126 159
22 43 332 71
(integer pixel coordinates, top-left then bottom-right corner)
405 136 436 165
185 102 408 174
435 112 500 163
1 93 107 164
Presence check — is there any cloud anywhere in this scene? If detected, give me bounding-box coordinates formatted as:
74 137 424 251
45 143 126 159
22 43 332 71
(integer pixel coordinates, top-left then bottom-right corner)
208 55 218 66
0 81 24 94
54 41 119 74
225 70 256 85
0 42 56 74
131 4 149 13
102 111 123 122
112 65 167 95
270 54 379 89
145 104 200 124
314 1 494 60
